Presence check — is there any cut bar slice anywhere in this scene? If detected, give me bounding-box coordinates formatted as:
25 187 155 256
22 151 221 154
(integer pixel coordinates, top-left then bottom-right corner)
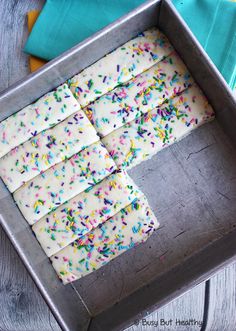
0 84 80 159
102 84 215 170
51 195 159 284
0 109 99 192
33 170 142 256
68 28 173 107
84 51 193 137
14 141 117 225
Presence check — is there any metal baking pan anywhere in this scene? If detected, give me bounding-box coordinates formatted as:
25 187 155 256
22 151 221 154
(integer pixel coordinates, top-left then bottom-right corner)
0 0 236 330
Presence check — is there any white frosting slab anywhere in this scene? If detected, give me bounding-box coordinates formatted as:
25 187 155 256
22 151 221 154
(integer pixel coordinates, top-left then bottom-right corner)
84 51 194 137
14 141 117 225
33 170 142 256
51 195 159 284
68 28 173 107
102 84 215 170
0 109 99 192
0 84 80 158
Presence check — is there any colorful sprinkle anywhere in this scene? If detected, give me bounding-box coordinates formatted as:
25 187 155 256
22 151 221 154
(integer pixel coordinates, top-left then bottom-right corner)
51 196 159 284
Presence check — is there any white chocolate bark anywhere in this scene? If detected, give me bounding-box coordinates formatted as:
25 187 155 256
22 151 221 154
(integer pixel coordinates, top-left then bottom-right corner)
33 170 142 256
84 51 193 137
0 110 99 192
14 141 117 225
102 84 215 170
0 84 80 159
51 195 159 284
68 28 173 107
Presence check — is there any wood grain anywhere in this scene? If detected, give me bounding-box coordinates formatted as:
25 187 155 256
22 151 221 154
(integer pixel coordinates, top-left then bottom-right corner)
0 1 235 331
125 283 206 331
206 264 236 331
0 1 60 331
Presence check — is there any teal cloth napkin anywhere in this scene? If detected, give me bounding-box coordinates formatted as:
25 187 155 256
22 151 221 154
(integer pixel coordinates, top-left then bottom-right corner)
24 0 145 60
173 0 236 89
24 0 236 89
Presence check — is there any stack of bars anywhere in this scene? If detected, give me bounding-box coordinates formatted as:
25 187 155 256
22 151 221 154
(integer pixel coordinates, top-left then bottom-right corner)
0 28 214 285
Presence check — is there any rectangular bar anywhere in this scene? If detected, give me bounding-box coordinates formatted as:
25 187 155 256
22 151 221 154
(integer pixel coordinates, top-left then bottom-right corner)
84 51 194 137
51 195 159 284
0 84 80 159
68 27 173 107
32 170 143 257
102 84 215 169
0 109 99 192
14 141 117 224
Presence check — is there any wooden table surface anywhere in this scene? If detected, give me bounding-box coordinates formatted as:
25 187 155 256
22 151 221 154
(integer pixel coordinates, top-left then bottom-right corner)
0 1 235 330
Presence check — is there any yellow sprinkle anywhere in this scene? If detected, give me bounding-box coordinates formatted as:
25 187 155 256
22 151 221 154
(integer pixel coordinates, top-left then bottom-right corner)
125 140 136 162
126 204 132 213
109 180 117 189
70 82 79 87
33 200 43 209
156 127 165 139
122 67 129 76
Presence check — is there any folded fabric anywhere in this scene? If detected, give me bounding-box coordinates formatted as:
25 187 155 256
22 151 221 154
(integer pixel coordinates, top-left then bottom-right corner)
24 0 145 61
173 0 236 89
24 0 235 89
27 10 47 72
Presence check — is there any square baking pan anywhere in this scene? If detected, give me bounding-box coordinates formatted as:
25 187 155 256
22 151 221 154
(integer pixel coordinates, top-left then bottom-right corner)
0 0 236 330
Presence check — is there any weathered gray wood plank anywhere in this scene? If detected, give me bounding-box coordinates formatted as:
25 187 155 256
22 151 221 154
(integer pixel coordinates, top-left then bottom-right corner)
125 283 206 331
206 263 236 331
0 227 60 331
0 1 60 330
